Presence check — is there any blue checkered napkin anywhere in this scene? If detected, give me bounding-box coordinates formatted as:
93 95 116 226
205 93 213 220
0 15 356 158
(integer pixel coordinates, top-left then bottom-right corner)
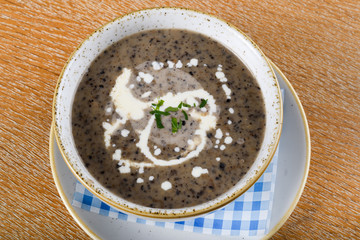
72 146 279 237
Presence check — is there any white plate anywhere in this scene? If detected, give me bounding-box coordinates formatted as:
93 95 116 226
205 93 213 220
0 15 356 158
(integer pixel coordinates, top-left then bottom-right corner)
49 61 310 239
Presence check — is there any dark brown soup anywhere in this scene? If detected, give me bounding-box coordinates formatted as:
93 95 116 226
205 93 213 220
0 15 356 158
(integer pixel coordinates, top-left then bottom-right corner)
72 29 265 209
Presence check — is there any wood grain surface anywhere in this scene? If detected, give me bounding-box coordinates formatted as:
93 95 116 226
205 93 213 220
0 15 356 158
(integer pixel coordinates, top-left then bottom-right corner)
0 0 359 239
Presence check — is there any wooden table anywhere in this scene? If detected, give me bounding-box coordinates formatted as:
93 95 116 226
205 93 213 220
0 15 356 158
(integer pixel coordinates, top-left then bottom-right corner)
1 0 359 239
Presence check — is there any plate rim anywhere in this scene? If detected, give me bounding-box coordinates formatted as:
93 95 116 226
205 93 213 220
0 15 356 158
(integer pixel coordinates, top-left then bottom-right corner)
264 60 311 239
49 127 101 240
49 61 311 239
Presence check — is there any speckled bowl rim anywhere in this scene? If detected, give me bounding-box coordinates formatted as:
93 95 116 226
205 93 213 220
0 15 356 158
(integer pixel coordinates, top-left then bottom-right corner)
52 7 283 219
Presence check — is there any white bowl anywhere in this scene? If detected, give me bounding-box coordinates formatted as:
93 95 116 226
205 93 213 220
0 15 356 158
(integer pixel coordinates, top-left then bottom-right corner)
53 7 282 220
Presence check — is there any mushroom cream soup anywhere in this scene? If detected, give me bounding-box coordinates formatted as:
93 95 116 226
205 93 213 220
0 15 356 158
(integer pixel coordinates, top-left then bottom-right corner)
72 29 266 208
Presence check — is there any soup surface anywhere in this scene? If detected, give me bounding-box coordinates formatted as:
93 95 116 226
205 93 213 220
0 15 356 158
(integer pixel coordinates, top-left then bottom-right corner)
72 29 266 209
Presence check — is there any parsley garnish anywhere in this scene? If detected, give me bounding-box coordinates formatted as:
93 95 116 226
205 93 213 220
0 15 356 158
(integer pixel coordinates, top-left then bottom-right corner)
171 117 181 133
199 99 208 108
156 100 164 108
149 110 170 116
151 100 167 129
182 110 188 120
150 98 208 133
155 113 164 129
164 106 179 112
182 103 191 108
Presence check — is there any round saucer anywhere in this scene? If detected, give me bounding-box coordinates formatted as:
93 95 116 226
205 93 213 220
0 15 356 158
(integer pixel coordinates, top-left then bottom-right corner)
49 61 310 239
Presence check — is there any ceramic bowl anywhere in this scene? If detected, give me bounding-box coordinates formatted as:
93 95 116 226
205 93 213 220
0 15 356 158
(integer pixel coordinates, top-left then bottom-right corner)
53 7 282 220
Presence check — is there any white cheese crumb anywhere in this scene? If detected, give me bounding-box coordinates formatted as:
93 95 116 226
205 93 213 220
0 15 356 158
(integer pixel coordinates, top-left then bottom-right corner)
119 166 130 174
136 178 144 183
224 136 233 144
102 122 112 130
161 181 172 191
175 60 183 68
214 145 218 148
215 129 223 139
186 58 198 67
149 176 154 181
227 120 232 125
191 166 209 178
216 157 221 161
220 145 226 151
141 91 152 98
129 84 135 89
138 72 154 84
167 60 175 68
112 149 121 161
220 77 228 82
187 139 195 150
118 162 131 174
216 71 227 82
139 166 144 174
105 107 112 114
154 145 158 149
215 139 220 144
226 132 229 136
229 108 234 114
121 129 130 137
154 148 161 156
174 147 180 152
203 63 207 67
112 143 116 147
152 61 164 70
103 121 120 147
215 72 225 79
222 84 231 99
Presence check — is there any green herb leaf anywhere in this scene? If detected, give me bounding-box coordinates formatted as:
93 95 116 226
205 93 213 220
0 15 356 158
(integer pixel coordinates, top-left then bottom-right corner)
182 102 191 108
199 99 208 108
150 99 204 133
157 99 164 107
171 117 179 133
150 110 170 116
161 111 171 116
182 110 188 120
165 106 179 112
155 114 164 129
156 100 164 109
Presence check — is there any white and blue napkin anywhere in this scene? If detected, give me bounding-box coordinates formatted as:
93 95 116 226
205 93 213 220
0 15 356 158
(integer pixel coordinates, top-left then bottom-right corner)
72 146 279 237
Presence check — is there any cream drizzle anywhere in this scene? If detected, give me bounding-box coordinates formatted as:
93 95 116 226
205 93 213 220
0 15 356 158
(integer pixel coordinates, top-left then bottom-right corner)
191 166 209 178
103 68 219 170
